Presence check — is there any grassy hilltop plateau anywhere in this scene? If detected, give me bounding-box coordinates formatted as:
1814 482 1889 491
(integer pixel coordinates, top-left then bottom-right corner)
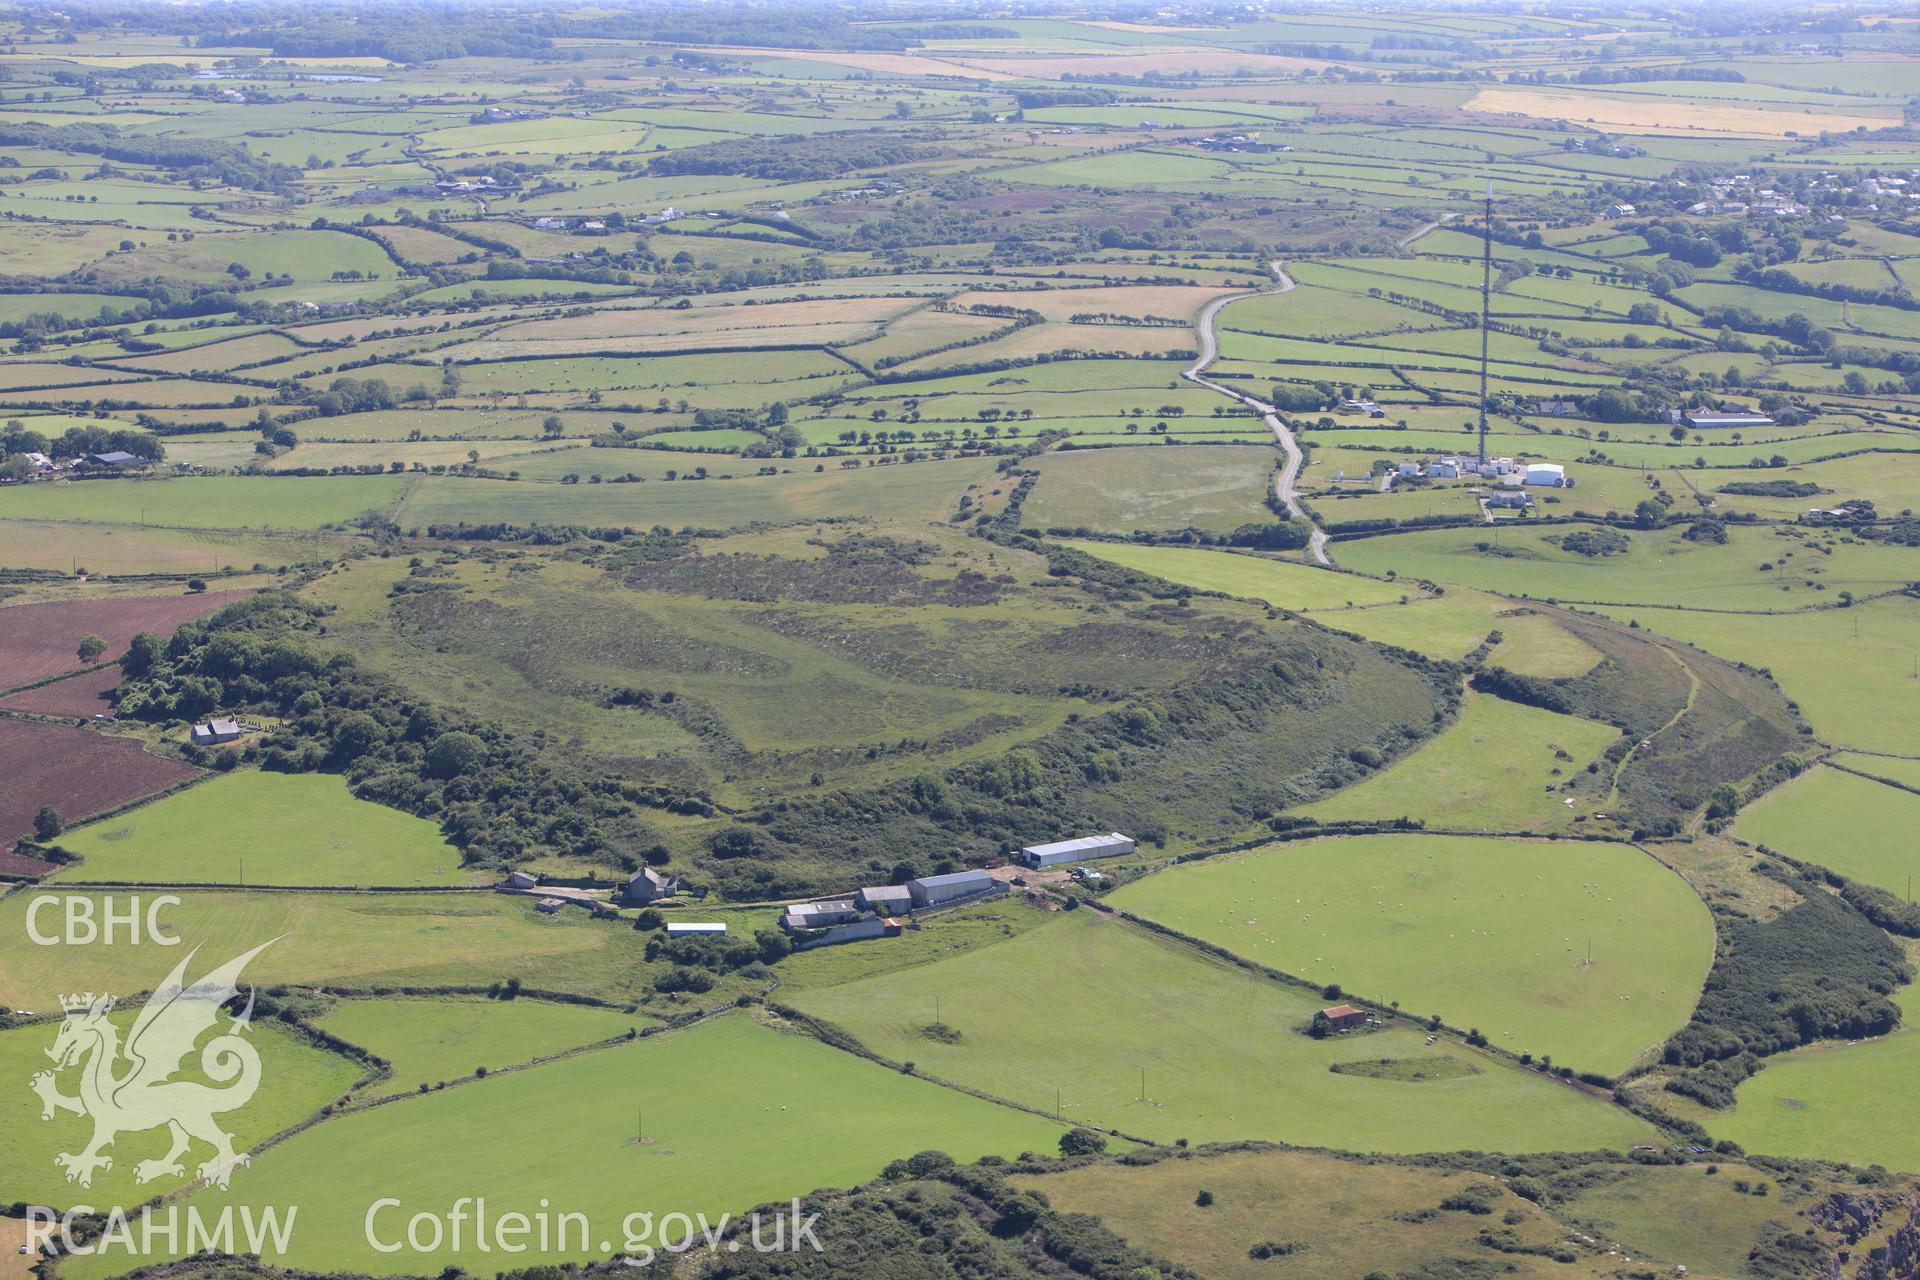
5 2 1920 1278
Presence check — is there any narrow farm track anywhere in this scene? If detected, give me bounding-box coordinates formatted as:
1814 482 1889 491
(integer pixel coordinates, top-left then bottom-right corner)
1397 210 1457 249
1183 262 1330 566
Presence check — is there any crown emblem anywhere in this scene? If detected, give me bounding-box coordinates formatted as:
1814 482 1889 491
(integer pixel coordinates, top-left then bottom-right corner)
59 993 109 1014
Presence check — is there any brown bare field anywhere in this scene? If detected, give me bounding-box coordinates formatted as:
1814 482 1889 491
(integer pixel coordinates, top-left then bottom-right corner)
1464 87 1896 137
0 1214 36 1278
0 718 200 843
0 848 60 880
948 284 1232 324
1 664 122 718
0 588 252 690
0 521 346 575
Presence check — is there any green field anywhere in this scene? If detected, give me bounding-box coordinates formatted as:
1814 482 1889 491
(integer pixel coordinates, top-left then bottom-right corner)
1297 691 1617 832
792 910 1657 1152
0 890 708 1009
1336 523 1920 611
1059 540 1405 609
1733 766 1920 897
1021 1147 1601 1280
1712 984 1920 1173
1108 834 1712 1075
0 1012 361 1208
1022 445 1277 535
0 476 410 531
1599 594 1920 756
8 5 1920 1263
316 996 652 1098
54 771 468 888
395 458 990 529
0 520 352 575
65 1015 1066 1279
1312 589 1603 677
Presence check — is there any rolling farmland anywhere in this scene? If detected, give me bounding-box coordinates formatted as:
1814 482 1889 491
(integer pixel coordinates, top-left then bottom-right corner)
4 3 1920 1277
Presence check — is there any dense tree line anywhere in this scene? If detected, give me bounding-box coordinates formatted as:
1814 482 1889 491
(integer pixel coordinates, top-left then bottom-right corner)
1663 868 1909 1103
112 592 662 870
0 122 296 190
2 419 162 461
648 133 943 183
1735 262 1918 313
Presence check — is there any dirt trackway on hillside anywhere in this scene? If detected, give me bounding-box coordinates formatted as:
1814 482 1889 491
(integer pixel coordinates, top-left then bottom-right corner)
1182 262 1330 566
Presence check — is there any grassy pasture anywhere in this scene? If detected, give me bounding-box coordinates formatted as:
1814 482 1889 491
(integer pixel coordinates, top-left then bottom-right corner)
0 890 698 1010
317 996 651 1099
0 521 348 575
1598 594 1920 756
1711 984 1920 1173
0 476 410 531
1109 833 1712 1075
1310 589 1604 676
1733 766 1920 897
1552 1161 1834 1278
53 771 468 888
1335 522 1920 610
792 911 1656 1152
268 438 576 473
1022 445 1276 535
1056 540 1405 609
66 1015 1066 1279
1838 754 1920 790
1297 692 1618 833
396 456 990 529
0 1013 361 1208
86 230 396 287
1023 1148 1648 1280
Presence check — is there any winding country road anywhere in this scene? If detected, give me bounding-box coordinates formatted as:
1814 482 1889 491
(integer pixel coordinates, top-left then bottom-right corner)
1183 261 1331 566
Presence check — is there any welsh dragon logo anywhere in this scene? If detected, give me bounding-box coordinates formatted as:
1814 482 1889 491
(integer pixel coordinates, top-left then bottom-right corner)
30 941 274 1191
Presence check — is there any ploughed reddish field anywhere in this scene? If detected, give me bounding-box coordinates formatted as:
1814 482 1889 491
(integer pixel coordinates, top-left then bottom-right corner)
1 665 123 718
0 718 200 844
0 588 251 690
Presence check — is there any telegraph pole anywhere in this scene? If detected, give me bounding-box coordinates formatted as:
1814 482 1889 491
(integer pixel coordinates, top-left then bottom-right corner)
1478 178 1494 467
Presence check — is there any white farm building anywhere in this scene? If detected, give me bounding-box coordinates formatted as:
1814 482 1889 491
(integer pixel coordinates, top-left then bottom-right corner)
1018 832 1135 869
1523 462 1569 487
